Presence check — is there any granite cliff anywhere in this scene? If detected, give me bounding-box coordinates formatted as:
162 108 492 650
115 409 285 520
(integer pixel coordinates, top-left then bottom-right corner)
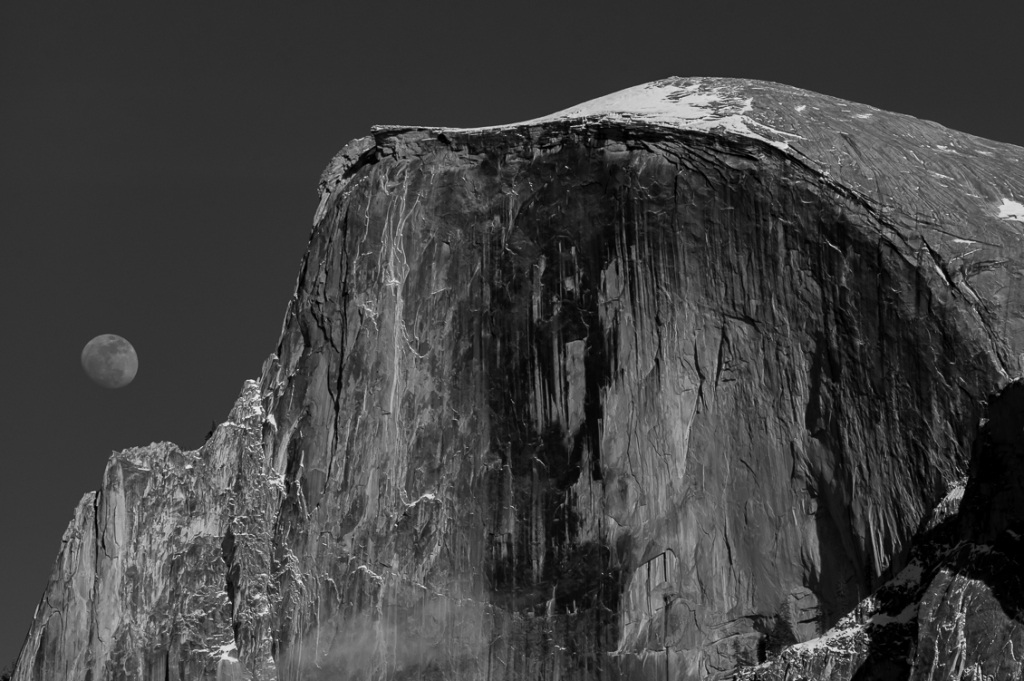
11 77 1024 680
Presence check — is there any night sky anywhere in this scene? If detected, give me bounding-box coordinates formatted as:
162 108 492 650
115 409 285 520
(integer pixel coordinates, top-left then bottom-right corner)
2 1 1022 669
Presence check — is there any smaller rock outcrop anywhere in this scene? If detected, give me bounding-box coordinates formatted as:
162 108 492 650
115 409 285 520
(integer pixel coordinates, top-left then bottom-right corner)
12 381 282 681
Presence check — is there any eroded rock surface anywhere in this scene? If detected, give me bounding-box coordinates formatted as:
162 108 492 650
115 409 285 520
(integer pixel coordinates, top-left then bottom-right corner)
12 77 1024 680
13 382 274 681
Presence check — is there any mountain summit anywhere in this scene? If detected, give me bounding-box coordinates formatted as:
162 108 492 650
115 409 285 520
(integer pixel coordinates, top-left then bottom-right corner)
12 77 1024 680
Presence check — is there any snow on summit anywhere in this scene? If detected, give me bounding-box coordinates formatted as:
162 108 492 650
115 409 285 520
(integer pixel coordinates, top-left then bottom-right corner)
453 78 806 151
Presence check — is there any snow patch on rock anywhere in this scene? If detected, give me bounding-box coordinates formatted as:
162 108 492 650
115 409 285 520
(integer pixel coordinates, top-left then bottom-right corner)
217 641 238 662
997 198 1024 222
785 621 861 657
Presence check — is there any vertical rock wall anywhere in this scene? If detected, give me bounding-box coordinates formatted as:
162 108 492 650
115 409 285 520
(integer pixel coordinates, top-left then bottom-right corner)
258 124 1004 679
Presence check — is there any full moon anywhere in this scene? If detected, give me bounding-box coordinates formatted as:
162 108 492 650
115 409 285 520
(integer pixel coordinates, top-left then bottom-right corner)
81 334 138 389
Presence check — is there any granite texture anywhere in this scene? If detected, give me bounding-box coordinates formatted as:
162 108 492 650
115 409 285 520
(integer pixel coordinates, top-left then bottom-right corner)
12 77 1024 680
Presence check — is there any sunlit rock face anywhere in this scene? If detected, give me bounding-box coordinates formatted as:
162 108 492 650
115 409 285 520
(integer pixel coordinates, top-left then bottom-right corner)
12 77 1024 680
13 383 273 681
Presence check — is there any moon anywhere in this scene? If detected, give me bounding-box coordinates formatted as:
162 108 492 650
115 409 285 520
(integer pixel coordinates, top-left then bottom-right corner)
81 334 138 389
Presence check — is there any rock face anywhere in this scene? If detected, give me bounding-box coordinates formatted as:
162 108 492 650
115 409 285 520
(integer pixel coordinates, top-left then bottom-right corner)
13 383 271 681
12 77 1024 680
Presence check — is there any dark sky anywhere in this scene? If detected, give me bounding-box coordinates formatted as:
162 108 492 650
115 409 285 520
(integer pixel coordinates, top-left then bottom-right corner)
2 0 1021 669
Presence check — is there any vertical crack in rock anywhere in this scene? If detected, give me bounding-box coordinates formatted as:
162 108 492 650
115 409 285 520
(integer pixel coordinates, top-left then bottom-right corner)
12 77 1024 681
